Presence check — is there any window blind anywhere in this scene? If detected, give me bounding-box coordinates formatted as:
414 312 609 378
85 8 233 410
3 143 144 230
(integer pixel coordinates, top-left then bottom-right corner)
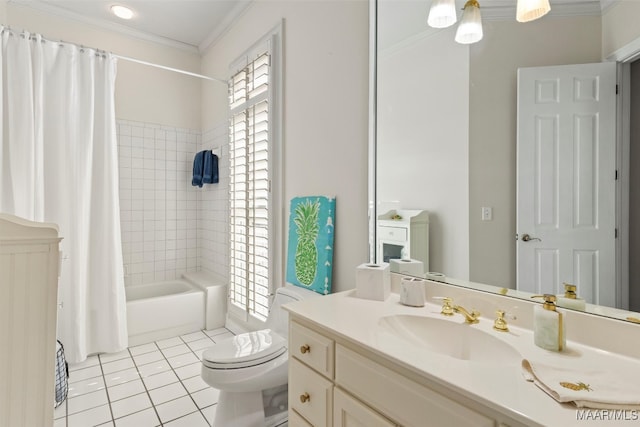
229 52 271 322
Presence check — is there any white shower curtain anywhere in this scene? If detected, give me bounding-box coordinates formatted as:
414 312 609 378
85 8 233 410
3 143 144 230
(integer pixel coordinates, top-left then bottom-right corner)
0 28 128 362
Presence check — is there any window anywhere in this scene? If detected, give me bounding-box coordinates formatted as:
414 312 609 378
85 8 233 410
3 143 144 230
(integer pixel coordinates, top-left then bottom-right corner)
228 27 282 326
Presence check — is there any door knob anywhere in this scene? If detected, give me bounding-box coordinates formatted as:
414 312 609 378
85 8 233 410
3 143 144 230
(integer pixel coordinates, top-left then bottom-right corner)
521 234 541 242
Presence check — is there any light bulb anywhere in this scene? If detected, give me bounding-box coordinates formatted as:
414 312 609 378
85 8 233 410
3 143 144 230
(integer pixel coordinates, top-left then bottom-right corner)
111 5 134 20
427 0 457 29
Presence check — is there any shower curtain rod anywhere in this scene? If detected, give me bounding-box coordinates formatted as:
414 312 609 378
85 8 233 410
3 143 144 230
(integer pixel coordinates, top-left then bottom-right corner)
113 54 228 85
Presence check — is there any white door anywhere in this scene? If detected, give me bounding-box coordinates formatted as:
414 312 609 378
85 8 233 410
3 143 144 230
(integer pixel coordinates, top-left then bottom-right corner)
517 62 617 306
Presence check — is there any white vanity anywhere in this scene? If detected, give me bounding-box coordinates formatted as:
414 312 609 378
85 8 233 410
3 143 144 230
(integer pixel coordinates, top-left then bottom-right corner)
285 277 640 426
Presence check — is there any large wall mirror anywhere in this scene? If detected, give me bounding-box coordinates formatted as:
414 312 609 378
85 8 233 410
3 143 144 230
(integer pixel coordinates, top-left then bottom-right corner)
372 0 640 322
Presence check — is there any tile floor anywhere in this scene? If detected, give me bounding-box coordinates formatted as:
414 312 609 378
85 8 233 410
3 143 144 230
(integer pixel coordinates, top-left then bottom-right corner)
54 328 234 427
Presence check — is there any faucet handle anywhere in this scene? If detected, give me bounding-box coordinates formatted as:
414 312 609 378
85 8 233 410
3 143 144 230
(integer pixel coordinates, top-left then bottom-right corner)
433 296 454 316
493 310 516 332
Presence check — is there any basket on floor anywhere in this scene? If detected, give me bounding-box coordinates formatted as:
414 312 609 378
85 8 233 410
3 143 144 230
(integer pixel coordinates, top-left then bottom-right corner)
54 340 69 408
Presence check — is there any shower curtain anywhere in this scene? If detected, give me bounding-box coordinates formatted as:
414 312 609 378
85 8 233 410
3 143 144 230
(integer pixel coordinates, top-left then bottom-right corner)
0 28 128 363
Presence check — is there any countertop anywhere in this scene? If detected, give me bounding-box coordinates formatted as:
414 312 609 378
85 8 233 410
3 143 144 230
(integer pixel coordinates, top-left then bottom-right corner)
284 290 640 426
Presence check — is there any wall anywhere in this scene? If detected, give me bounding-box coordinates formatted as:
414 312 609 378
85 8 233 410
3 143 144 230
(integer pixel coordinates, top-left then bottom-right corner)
117 120 200 285
377 28 469 278
5 2 201 130
200 0 370 293
468 15 602 288
602 0 640 59
630 61 640 312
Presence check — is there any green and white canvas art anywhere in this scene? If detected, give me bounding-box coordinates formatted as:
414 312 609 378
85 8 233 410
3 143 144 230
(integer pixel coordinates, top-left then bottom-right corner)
286 196 335 295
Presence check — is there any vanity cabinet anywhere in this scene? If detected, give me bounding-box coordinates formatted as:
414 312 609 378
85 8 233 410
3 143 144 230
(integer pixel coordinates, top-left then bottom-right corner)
377 210 429 269
289 319 523 427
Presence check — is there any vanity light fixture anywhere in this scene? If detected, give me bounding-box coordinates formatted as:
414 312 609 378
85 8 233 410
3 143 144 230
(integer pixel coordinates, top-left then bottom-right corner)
516 0 551 22
110 5 134 20
454 0 483 45
427 0 458 29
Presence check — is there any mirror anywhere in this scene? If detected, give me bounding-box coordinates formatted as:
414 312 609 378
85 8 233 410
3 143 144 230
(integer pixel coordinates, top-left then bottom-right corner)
373 0 640 322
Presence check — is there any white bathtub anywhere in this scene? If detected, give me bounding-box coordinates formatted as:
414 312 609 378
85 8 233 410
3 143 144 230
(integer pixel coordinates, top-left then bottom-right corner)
126 279 205 346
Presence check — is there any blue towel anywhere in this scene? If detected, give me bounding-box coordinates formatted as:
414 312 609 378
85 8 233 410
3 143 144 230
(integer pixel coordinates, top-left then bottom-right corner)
203 151 219 184
192 151 205 187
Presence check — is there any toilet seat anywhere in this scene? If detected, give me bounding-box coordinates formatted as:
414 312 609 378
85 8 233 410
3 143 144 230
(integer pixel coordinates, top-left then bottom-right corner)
202 329 287 370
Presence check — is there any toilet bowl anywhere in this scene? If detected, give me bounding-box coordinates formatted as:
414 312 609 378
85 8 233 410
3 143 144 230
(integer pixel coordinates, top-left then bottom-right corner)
201 284 320 427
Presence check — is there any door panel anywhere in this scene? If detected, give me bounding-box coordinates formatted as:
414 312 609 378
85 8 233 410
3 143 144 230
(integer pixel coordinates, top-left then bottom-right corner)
517 62 616 306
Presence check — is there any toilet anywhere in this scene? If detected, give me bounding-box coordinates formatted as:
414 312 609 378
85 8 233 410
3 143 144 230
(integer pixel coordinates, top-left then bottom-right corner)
201 284 320 427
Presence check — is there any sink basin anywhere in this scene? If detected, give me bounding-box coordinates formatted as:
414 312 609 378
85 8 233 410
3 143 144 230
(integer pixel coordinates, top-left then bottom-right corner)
376 315 521 365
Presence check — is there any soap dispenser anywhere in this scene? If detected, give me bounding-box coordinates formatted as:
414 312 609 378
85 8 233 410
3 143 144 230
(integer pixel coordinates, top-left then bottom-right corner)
556 283 586 311
532 294 566 352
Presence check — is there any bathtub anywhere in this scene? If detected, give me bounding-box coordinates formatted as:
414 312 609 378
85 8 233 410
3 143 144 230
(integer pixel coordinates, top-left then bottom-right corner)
126 279 205 346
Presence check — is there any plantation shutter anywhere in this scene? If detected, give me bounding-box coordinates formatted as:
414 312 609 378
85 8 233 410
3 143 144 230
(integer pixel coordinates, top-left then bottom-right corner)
229 50 271 322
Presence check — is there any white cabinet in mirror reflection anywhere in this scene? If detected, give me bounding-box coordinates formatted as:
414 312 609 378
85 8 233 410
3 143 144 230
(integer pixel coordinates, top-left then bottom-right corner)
376 209 428 275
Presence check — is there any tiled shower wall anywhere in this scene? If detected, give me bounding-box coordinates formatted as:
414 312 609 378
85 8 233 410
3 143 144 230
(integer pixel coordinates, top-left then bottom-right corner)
198 122 230 280
117 120 200 286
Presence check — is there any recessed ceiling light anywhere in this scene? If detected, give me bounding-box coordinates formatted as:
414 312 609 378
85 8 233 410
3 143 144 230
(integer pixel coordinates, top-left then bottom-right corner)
111 5 134 20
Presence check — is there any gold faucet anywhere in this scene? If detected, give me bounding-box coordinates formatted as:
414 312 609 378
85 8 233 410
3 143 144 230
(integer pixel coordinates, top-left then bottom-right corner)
440 297 480 324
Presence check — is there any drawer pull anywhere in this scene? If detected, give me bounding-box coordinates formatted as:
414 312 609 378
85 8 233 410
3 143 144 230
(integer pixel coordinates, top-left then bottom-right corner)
300 344 310 354
300 392 310 403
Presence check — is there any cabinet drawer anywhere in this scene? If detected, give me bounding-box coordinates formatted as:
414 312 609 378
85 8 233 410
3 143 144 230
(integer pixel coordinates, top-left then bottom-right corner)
290 358 333 427
334 387 396 427
378 226 407 242
335 345 494 427
290 321 335 378
289 409 313 427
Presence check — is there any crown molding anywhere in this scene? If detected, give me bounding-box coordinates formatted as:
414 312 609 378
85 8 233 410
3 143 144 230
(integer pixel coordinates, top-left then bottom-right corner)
481 1 602 21
7 0 199 54
199 0 253 54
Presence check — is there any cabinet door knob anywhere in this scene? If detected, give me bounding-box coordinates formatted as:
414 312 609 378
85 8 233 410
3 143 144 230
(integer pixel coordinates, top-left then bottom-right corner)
300 392 310 403
300 344 310 354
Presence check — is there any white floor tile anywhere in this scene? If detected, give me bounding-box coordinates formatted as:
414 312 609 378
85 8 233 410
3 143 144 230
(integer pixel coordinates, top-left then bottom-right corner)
182 375 209 394
148 382 188 405
99 349 131 364
102 357 135 374
69 355 100 371
110 392 152 419
67 404 112 427
69 365 102 383
180 331 208 342
168 352 199 369
137 359 171 377
67 375 106 398
143 370 180 390
104 367 141 387
174 362 201 380
53 418 66 427
54 402 66 419
108 379 146 402
96 422 115 427
114 407 160 427
163 410 209 427
187 338 214 352
204 327 230 337
160 343 190 358
210 332 234 343
129 342 158 356
156 395 198 423
133 350 164 366
191 387 220 409
202 404 217 425
68 389 109 415
193 348 207 361
156 336 183 349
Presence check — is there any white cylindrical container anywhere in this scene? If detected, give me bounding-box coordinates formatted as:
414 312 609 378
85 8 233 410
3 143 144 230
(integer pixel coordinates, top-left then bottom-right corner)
356 263 390 301
400 277 425 307
533 295 566 352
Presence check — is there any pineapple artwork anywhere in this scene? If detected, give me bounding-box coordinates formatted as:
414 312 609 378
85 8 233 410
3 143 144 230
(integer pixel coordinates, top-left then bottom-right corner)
286 196 336 295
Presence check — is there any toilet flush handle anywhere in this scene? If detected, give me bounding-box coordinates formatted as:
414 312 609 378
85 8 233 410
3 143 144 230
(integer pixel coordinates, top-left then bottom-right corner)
300 344 310 354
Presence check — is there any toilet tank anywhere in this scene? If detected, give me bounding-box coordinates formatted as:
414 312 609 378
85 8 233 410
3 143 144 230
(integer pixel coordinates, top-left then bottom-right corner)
265 284 321 337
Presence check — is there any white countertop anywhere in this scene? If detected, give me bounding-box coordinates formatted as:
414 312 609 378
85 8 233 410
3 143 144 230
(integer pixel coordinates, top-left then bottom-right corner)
284 290 640 427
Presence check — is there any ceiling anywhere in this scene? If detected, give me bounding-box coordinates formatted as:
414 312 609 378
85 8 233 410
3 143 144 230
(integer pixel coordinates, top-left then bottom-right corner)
8 0 252 53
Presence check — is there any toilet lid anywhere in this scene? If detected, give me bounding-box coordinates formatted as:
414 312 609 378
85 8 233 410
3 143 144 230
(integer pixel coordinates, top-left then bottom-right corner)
202 329 287 369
